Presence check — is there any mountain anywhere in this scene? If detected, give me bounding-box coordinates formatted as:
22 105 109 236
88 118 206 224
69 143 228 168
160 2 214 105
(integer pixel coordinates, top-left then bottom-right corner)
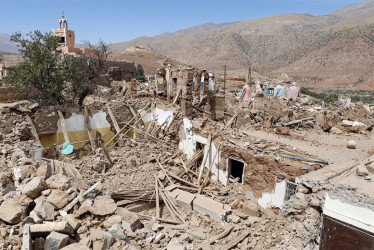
110 22 235 54
0 33 19 54
111 0 374 90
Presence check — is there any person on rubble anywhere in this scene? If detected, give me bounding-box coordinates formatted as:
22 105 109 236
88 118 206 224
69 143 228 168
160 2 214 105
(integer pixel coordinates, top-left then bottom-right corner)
208 73 219 94
240 81 252 101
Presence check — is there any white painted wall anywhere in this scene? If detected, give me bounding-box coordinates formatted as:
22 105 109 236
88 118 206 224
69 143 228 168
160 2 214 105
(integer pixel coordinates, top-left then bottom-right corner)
258 181 287 209
179 118 228 186
139 108 174 127
57 111 110 133
324 194 374 234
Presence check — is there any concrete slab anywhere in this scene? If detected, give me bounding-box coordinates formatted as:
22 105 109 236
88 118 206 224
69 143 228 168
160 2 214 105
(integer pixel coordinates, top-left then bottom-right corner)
175 190 196 210
193 195 230 222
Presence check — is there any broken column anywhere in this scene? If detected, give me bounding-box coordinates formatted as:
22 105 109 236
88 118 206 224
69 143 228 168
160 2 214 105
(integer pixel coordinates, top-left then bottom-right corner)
180 69 194 117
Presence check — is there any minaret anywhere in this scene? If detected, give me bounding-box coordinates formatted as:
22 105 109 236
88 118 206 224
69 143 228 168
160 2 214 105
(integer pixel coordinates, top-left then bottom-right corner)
53 11 76 50
59 11 68 30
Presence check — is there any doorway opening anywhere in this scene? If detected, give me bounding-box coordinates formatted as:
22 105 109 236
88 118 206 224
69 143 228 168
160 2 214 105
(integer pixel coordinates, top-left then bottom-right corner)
228 158 245 183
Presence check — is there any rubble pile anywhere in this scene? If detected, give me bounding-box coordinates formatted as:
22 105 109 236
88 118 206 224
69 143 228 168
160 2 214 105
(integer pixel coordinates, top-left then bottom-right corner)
225 93 374 135
0 69 373 249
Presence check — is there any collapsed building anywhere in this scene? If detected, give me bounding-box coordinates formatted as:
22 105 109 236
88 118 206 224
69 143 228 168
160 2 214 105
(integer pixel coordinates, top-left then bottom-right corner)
0 55 374 250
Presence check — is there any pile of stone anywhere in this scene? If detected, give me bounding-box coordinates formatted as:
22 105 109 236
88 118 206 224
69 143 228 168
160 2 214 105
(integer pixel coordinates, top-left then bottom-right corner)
0 161 146 250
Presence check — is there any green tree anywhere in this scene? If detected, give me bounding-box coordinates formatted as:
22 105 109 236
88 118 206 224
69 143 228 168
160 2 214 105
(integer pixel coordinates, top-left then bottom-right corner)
4 31 91 105
63 55 90 103
4 31 66 104
135 64 146 82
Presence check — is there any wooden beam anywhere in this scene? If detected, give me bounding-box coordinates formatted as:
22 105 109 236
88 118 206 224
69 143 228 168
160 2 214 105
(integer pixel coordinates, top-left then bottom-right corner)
156 158 173 184
168 171 199 188
104 103 152 148
162 112 178 137
173 89 182 105
197 134 212 184
128 105 145 128
106 104 123 145
225 112 239 129
153 115 171 135
83 106 96 150
106 104 121 134
102 145 114 167
57 110 70 143
25 115 42 148
155 175 160 219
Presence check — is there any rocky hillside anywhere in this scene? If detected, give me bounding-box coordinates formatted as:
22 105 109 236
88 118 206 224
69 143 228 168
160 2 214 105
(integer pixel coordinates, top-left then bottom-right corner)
111 0 374 90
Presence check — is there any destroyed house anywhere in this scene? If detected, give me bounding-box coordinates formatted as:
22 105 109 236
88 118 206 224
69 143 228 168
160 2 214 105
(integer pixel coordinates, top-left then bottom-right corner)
156 64 224 120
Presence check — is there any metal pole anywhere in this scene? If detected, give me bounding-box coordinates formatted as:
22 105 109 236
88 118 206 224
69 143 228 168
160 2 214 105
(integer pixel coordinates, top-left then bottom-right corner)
223 64 226 95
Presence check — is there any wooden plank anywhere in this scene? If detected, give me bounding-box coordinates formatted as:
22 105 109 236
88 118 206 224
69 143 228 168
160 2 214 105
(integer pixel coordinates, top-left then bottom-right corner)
162 112 178 137
282 117 314 127
155 175 160 219
57 110 70 143
83 106 96 150
223 231 250 250
128 105 144 128
102 145 114 166
153 115 171 135
158 179 185 223
106 104 123 145
173 89 182 105
168 171 199 188
197 134 212 184
106 104 121 133
225 112 239 129
104 103 153 148
25 115 42 147
156 158 173 184
179 157 189 174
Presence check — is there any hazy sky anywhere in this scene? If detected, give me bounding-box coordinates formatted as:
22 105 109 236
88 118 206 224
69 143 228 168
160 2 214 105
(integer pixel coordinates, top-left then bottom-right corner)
0 0 365 43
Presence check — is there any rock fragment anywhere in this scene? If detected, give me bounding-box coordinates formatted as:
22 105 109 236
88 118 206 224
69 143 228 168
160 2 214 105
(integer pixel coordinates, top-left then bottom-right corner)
117 208 142 232
47 190 69 209
34 200 55 221
83 182 103 199
44 231 69 250
46 174 70 190
347 140 356 149
89 197 117 216
22 177 46 199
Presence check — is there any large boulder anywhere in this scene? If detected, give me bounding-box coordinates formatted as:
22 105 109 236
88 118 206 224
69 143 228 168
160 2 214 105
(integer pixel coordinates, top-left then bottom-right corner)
0 194 33 224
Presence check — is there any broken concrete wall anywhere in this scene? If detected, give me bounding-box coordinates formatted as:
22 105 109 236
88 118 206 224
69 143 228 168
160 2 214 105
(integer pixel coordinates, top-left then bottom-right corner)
219 145 304 198
258 180 287 209
323 194 374 234
140 108 174 127
179 118 228 185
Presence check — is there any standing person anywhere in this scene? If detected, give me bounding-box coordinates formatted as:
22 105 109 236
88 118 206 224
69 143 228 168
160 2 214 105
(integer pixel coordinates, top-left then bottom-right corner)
241 82 252 101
